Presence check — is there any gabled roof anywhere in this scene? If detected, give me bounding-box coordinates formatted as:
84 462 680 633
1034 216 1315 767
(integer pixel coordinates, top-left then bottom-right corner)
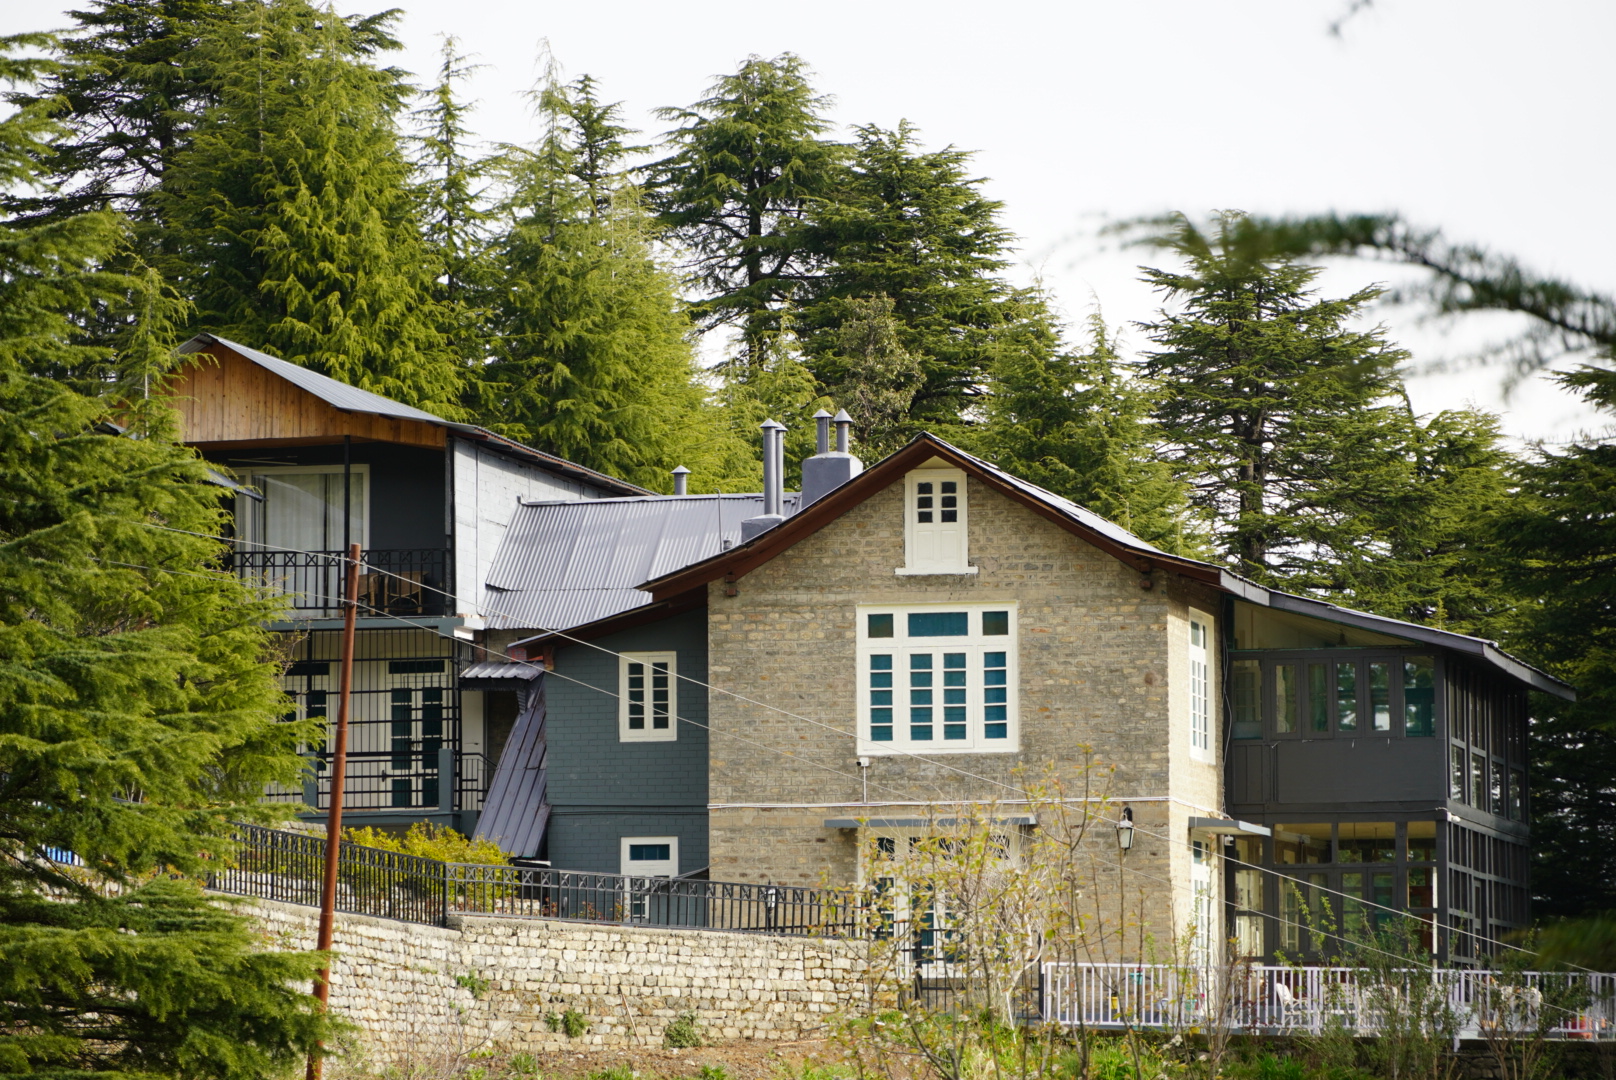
482 492 800 632
636 433 1575 700
175 333 649 497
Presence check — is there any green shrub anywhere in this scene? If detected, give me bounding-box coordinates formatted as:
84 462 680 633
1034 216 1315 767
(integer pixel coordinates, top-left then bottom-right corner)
346 822 509 864
696 1066 728 1080
664 1010 703 1049
561 1009 589 1038
506 1052 540 1077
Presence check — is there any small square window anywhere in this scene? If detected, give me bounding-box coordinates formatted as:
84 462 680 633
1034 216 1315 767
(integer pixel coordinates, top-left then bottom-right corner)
868 613 894 638
982 611 1009 636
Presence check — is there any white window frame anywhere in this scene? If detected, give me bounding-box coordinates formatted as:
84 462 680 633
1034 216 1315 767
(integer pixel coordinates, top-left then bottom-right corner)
618 651 677 742
237 463 372 551
1189 612 1213 762
620 835 679 877
898 468 976 575
1190 840 1216 969
857 603 1018 755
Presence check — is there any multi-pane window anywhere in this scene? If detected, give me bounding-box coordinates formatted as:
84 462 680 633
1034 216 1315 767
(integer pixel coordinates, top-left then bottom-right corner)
619 652 676 742
1189 616 1212 758
859 604 1016 753
900 469 973 575
1230 652 1439 740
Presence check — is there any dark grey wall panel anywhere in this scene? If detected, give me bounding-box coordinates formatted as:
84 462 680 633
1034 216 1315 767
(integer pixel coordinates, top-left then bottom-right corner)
541 606 709 875
1274 738 1444 805
545 809 709 877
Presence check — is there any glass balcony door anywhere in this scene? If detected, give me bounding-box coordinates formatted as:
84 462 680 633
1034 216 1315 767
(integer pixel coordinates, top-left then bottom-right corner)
237 466 368 614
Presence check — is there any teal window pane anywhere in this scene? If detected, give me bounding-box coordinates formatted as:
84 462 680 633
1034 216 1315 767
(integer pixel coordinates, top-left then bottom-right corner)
985 723 1007 739
1404 656 1435 736
1370 663 1391 731
910 689 933 705
910 654 933 669
629 844 671 861
944 688 966 704
870 690 891 706
871 708 892 724
871 726 893 741
871 655 893 670
985 651 1006 666
1337 663 1358 732
870 672 892 688
1276 665 1299 733
1308 664 1328 733
1232 660 1260 738
985 687 1007 704
908 612 969 636
985 705 1007 722
943 670 966 687
867 613 894 638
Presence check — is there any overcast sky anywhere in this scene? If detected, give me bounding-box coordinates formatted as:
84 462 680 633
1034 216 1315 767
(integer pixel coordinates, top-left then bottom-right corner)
14 0 1614 443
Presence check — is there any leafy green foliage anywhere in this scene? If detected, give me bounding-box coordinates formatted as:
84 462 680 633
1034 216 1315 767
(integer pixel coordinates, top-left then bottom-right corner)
160 0 465 416
799 122 1054 431
1138 211 1418 587
345 822 508 865
1492 374 1616 918
0 335 333 1079
977 311 1201 554
662 1009 702 1049
481 72 751 491
647 53 842 367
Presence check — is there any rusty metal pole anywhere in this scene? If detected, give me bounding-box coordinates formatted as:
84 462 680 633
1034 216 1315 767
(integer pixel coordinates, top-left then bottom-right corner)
308 543 360 1080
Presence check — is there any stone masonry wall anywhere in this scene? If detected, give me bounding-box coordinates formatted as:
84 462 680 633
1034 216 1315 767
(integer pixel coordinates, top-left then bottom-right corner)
251 899 868 1064
704 467 1224 954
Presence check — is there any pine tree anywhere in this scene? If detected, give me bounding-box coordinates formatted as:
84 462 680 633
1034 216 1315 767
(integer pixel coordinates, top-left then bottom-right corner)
977 311 1201 554
161 0 464 416
1138 211 1418 589
482 72 750 491
813 295 924 460
0 40 336 1073
1491 371 1616 918
799 122 1055 428
409 36 495 369
646 53 841 368
0 34 129 385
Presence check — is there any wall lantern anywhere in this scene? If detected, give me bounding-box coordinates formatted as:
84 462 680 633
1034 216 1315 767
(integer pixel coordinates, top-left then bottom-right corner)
1116 806 1134 852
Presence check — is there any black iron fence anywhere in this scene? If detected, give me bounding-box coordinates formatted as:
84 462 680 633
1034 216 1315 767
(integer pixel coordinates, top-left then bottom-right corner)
210 823 858 937
208 822 450 925
226 548 449 616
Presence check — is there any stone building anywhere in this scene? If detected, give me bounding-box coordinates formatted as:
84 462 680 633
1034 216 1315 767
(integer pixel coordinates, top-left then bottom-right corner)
478 426 1571 966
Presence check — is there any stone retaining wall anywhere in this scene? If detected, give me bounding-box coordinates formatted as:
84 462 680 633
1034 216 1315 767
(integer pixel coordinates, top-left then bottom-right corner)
250 899 870 1063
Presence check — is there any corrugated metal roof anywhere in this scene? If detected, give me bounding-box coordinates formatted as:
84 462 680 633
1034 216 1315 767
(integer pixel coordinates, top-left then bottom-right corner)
176 334 649 496
481 493 799 631
473 680 549 857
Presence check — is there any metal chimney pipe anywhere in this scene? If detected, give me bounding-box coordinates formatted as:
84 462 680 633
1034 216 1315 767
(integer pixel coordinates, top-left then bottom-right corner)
813 409 832 455
761 419 786 518
833 409 853 454
671 465 690 496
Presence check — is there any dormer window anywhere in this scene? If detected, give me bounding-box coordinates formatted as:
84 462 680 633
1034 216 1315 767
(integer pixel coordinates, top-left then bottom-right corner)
899 468 975 575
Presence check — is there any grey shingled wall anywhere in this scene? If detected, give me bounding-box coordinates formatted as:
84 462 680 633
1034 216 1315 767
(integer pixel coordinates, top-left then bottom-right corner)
544 607 710 875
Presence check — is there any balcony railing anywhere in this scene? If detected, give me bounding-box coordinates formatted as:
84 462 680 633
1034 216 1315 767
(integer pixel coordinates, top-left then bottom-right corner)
226 548 449 617
1043 962 1616 1040
264 750 488 814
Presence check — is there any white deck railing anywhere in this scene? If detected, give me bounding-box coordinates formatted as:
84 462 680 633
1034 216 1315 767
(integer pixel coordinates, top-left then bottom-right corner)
1043 962 1616 1040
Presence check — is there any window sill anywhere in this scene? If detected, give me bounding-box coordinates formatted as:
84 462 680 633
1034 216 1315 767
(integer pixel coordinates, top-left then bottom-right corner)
858 743 1017 756
894 565 979 576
